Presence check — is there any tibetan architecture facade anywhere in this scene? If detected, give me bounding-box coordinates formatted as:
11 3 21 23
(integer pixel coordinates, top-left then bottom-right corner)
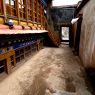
0 0 48 74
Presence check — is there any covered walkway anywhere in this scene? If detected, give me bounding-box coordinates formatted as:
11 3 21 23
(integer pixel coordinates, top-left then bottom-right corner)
0 44 92 95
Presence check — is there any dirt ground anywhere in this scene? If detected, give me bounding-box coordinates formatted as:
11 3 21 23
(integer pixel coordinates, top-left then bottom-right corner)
0 45 92 95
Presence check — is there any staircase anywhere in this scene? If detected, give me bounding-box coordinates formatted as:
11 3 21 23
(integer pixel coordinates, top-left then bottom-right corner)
48 26 61 47
47 11 61 47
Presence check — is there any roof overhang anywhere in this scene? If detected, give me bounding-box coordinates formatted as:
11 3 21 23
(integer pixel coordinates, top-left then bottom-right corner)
0 24 48 35
0 30 48 35
75 0 90 17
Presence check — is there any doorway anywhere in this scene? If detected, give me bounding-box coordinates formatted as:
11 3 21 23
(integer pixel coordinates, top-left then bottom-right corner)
61 27 69 41
60 25 72 46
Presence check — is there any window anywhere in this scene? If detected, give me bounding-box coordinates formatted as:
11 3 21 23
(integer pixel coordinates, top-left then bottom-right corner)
37 1 41 23
33 0 37 22
5 0 16 16
27 0 33 21
61 27 69 41
38 4 44 25
18 0 26 19
15 48 24 63
0 1 3 14
25 46 31 56
10 55 15 67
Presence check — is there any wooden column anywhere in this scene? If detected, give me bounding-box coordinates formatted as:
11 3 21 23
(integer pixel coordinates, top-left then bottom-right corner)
37 39 40 50
6 58 12 74
13 55 16 66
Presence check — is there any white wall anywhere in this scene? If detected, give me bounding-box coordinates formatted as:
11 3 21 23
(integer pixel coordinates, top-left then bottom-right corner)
79 0 95 68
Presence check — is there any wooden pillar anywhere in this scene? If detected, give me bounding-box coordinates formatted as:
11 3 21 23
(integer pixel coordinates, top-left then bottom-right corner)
30 45 32 55
24 47 26 61
6 58 12 74
37 39 40 50
13 55 16 66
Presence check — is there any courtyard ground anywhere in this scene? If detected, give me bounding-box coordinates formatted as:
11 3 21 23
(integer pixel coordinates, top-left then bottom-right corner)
0 44 92 95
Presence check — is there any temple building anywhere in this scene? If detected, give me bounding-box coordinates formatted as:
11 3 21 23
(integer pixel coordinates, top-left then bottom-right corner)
1 0 95 95
0 0 48 74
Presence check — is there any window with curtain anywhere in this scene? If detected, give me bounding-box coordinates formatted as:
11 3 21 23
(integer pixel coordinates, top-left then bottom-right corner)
18 0 26 19
5 0 16 16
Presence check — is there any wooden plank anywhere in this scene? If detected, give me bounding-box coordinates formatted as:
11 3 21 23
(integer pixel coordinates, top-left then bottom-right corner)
0 50 15 61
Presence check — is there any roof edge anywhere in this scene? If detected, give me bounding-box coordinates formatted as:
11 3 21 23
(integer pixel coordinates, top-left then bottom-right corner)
74 0 90 17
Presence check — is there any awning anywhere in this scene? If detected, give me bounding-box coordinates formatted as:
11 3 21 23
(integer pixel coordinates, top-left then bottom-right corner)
0 29 48 34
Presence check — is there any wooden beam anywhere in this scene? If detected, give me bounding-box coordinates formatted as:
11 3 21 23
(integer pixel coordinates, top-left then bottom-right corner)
2 0 7 23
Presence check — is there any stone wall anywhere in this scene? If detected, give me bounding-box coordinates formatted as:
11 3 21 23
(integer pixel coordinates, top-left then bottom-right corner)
79 0 95 68
50 7 75 32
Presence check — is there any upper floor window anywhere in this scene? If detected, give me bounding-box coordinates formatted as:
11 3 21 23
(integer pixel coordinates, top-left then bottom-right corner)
18 0 26 19
27 0 33 21
37 1 41 23
5 0 16 17
33 0 37 22
0 1 3 14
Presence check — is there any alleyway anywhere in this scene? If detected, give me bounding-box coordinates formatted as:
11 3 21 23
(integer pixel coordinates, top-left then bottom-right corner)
0 44 92 95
